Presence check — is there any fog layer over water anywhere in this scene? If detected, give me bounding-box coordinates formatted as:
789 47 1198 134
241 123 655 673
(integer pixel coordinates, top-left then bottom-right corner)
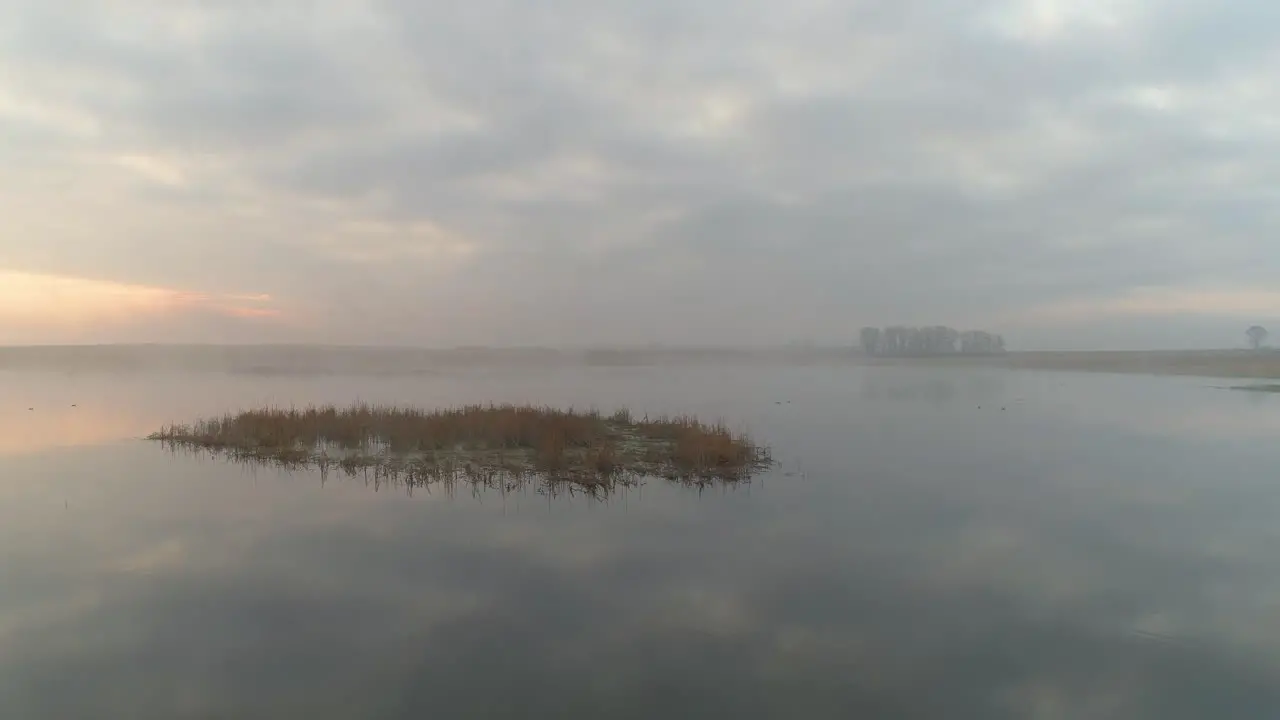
2 359 1279 718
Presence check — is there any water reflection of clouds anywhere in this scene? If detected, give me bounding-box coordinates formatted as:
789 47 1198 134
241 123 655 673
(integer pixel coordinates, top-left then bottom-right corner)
0 404 155 456
1146 403 1280 439
1007 373 1280 441
3 368 1280 716
7 456 1279 717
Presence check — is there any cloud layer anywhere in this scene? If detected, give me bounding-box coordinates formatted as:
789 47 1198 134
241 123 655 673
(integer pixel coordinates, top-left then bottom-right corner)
1 0 1277 348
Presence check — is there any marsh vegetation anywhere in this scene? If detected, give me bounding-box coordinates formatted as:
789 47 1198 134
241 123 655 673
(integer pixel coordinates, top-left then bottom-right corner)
149 403 772 493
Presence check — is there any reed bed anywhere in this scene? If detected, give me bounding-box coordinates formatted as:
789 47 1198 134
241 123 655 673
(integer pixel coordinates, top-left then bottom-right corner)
149 403 772 492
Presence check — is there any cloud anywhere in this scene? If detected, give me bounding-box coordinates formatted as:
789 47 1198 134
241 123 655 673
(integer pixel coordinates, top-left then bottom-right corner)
1017 286 1280 323
112 154 188 187
0 0 1278 347
0 270 284 343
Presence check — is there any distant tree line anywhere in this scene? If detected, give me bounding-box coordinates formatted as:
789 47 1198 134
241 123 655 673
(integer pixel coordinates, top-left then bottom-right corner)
859 326 1006 357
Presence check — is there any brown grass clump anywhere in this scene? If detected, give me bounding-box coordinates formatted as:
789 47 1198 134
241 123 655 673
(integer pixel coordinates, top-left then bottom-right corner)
149 403 772 493
590 440 619 475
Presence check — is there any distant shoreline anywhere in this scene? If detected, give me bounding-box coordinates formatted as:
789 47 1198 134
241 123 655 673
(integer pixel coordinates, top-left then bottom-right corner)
856 349 1280 380
0 345 1277 380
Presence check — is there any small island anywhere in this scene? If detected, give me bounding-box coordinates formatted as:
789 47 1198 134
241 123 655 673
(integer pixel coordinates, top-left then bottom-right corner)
149 403 772 492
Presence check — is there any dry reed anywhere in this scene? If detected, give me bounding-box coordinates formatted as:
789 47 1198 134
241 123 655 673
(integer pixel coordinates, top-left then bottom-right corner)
149 403 772 492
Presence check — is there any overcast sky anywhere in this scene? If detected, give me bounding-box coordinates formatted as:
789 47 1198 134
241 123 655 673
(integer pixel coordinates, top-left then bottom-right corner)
0 0 1276 349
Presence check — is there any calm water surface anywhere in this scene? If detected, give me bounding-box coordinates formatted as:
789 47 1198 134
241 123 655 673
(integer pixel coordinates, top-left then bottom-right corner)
2 364 1280 718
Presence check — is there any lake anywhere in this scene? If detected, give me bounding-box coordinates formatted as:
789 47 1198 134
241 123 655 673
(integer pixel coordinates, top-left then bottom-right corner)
3 362 1279 718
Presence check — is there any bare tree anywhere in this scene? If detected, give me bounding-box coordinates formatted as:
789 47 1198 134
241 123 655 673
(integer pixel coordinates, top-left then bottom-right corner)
862 325 1005 357
936 326 959 354
860 327 881 355
884 326 906 355
1247 325 1269 350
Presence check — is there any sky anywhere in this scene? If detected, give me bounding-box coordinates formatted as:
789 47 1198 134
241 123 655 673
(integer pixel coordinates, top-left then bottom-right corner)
0 0 1277 350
